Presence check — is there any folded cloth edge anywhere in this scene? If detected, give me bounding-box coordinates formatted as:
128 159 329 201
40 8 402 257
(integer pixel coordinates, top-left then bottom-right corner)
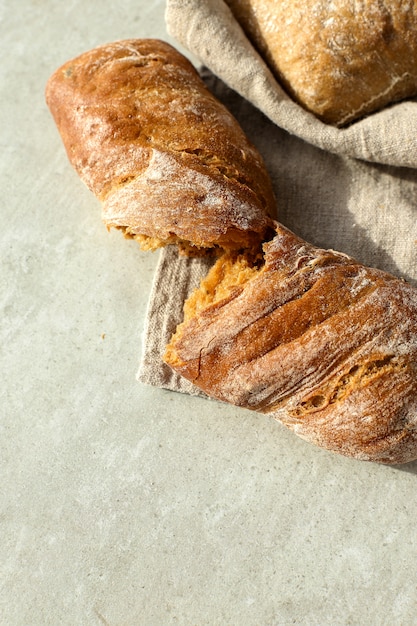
137 246 212 397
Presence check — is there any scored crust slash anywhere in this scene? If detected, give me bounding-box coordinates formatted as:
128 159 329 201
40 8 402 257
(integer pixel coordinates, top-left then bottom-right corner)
46 39 417 465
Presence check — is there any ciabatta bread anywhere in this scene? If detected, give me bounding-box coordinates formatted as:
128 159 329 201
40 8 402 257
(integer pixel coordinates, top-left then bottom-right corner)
225 0 417 126
46 40 417 464
45 39 276 255
165 223 417 464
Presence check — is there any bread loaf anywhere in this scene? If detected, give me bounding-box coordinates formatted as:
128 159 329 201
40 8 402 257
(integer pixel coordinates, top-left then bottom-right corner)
46 39 417 464
165 223 417 464
45 39 276 255
225 0 417 126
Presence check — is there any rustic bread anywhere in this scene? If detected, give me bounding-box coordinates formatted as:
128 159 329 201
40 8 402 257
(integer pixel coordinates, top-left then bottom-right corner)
225 0 417 126
165 223 417 464
46 39 417 464
45 39 276 255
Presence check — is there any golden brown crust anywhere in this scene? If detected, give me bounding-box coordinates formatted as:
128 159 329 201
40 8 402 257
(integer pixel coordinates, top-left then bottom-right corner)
165 223 417 464
46 39 417 464
45 39 276 253
225 0 417 126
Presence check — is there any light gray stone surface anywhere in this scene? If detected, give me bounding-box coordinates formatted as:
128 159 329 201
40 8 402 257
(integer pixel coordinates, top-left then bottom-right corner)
1 2 417 625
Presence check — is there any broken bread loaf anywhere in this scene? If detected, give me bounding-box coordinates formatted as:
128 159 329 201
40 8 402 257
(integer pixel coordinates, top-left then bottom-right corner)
225 0 417 126
46 39 417 464
45 39 276 255
165 223 417 464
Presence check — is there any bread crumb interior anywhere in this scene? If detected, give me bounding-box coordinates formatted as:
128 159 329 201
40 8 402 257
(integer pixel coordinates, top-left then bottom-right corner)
119 229 258 257
164 251 263 368
182 251 263 323
131 231 215 256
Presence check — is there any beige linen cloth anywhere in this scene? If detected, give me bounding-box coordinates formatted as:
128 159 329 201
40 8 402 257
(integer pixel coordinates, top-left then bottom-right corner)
137 0 417 396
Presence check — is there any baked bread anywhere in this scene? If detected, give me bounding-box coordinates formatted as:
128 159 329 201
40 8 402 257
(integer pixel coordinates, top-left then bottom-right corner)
165 223 417 464
225 0 417 126
46 39 417 464
45 39 276 255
